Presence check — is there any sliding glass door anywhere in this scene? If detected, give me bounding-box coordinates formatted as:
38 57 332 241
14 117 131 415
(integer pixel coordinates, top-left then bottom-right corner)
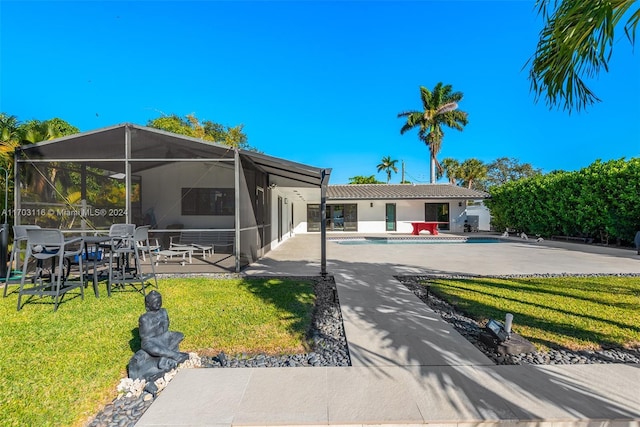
307 203 357 232
424 203 450 230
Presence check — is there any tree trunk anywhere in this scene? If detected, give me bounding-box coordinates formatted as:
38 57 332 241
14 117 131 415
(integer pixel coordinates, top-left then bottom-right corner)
430 156 436 183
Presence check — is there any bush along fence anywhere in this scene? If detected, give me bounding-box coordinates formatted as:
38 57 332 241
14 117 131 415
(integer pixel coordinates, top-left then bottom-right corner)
485 158 640 246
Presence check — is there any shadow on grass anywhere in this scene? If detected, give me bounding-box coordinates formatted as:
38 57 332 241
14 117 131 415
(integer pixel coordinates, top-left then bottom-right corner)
426 280 640 349
461 276 640 310
129 327 141 353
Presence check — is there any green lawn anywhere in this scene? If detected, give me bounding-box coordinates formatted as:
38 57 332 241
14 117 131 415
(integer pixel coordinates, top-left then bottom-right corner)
0 277 315 427
423 276 640 350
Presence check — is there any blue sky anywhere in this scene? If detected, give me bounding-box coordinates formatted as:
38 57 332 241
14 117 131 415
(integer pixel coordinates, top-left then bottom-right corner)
1 0 638 184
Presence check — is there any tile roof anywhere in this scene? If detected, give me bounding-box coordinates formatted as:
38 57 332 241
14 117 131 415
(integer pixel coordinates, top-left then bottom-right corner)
327 184 489 200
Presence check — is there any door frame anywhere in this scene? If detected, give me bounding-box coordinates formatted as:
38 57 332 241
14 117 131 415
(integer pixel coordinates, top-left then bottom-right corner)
385 203 396 231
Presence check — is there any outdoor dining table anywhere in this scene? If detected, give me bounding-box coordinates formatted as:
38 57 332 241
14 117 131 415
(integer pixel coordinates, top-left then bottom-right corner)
410 221 448 235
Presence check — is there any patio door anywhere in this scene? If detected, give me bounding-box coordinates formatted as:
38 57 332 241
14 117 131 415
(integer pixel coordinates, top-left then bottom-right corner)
385 203 396 231
425 203 450 230
343 204 358 231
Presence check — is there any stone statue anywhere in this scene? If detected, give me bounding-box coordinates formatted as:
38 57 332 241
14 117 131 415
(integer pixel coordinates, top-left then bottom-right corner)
128 290 189 394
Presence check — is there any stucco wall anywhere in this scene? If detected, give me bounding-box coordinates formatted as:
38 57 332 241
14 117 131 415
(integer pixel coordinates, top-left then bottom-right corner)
292 199 468 234
139 162 235 229
268 190 293 248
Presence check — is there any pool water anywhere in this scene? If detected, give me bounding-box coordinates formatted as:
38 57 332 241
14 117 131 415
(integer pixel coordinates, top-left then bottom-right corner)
333 237 504 245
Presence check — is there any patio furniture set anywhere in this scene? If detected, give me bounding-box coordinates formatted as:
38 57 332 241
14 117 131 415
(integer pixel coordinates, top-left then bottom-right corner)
0 224 225 311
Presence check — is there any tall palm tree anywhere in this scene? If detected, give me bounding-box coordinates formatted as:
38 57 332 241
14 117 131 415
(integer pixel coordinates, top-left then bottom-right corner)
398 83 468 183
528 0 639 112
377 156 398 184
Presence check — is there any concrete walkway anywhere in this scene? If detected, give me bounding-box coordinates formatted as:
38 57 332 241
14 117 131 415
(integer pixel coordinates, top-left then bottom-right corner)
136 234 640 426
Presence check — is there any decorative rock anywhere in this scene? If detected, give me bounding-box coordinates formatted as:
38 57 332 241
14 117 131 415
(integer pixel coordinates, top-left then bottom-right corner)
496 333 536 355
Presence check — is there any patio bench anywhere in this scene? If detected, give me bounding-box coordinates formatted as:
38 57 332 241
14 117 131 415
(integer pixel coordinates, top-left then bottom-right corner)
170 230 235 254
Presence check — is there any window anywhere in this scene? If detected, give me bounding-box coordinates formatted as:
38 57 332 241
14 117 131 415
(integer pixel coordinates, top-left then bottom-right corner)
306 204 357 232
307 204 321 232
182 188 234 215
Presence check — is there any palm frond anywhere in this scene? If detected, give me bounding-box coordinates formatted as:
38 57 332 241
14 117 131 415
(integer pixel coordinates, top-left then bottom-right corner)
419 86 433 111
528 0 638 112
624 7 640 42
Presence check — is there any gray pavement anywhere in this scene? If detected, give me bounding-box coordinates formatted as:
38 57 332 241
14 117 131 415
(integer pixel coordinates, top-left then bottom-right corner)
136 234 640 426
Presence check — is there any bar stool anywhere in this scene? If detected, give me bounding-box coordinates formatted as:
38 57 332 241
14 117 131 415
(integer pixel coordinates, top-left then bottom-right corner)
17 228 85 311
3 225 40 297
108 225 156 296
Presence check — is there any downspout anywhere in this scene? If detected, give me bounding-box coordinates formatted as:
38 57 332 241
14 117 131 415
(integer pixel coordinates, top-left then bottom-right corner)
320 169 328 277
234 148 240 273
124 125 132 224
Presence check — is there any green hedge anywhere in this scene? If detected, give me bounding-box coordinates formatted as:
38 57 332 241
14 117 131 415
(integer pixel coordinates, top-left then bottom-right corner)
485 158 640 245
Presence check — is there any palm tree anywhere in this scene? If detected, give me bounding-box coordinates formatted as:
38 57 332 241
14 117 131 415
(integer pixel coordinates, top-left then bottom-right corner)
460 158 488 190
398 83 468 183
438 158 462 185
528 0 639 113
20 119 64 143
16 118 79 202
0 113 20 169
377 156 398 184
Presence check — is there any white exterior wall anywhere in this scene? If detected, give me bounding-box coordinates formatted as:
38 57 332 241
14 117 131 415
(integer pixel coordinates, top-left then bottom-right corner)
293 199 469 234
268 190 294 249
139 162 235 229
292 199 308 234
369 199 467 233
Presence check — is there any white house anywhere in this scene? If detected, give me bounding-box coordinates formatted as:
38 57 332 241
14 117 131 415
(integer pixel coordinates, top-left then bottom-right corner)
284 184 489 235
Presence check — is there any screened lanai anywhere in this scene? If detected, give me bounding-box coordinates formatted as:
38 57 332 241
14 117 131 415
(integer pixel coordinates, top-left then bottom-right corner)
13 123 331 273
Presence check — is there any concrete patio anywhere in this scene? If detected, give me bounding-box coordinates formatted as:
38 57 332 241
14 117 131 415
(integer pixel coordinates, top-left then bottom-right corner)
136 233 640 426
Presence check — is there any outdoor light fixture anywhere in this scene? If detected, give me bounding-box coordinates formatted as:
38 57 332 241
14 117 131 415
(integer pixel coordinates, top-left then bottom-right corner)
485 319 509 342
482 313 535 354
370 202 373 207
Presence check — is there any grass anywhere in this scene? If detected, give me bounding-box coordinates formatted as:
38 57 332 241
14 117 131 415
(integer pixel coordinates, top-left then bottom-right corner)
0 277 315 427
423 276 640 351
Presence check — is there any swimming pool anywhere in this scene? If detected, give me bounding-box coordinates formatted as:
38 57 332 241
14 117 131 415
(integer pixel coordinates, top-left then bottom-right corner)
332 237 504 245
